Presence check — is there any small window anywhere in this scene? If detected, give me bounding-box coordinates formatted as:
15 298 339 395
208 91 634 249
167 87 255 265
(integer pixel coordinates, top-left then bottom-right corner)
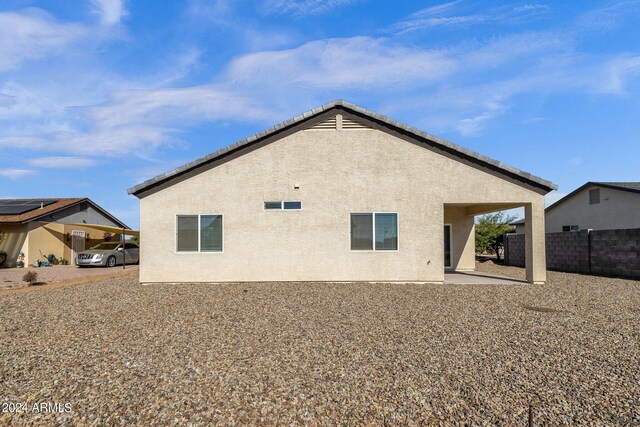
283 201 302 210
350 212 398 251
562 225 570 232
176 214 223 252
562 225 579 232
589 188 600 204
264 201 302 210
264 201 282 210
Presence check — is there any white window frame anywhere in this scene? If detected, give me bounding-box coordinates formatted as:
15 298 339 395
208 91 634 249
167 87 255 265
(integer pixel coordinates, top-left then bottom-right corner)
175 214 224 253
349 212 399 252
444 223 453 269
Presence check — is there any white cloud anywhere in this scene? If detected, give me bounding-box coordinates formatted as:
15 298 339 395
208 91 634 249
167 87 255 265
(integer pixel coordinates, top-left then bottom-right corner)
263 0 356 16
456 101 505 136
226 37 458 89
391 1 551 34
28 156 99 169
0 8 86 72
601 55 640 94
0 169 35 179
91 0 127 25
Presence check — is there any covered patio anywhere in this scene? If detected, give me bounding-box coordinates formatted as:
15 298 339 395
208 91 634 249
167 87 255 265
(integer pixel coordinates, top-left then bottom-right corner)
443 201 546 284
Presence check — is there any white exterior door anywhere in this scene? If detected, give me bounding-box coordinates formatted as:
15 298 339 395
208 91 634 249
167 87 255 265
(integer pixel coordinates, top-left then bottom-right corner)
71 230 86 263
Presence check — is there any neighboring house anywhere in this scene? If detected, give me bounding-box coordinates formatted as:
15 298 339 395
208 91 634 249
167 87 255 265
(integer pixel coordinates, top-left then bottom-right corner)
128 100 556 284
0 198 130 267
511 182 640 234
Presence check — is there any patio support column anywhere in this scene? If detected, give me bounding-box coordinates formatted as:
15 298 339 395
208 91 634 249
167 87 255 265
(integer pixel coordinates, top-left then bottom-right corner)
524 201 546 284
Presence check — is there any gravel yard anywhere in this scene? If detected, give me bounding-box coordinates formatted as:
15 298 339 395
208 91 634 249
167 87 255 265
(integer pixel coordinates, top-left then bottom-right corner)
1 263 638 426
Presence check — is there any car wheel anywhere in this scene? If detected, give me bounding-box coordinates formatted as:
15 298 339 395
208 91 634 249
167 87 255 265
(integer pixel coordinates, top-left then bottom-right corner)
106 256 117 267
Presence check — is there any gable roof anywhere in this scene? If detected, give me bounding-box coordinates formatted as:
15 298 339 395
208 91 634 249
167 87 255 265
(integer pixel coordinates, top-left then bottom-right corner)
128 100 557 198
0 197 130 228
511 181 640 225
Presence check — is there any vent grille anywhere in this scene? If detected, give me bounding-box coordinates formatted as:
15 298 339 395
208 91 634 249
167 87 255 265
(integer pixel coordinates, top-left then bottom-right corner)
342 117 368 129
308 115 369 130
310 116 337 130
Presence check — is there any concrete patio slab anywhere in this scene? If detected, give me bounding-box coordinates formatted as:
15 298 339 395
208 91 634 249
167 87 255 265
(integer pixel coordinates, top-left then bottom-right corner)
445 271 528 285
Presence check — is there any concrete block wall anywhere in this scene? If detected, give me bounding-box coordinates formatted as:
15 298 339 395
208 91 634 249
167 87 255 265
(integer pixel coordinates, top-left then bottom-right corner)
545 230 590 273
504 233 525 267
590 228 640 278
504 228 640 279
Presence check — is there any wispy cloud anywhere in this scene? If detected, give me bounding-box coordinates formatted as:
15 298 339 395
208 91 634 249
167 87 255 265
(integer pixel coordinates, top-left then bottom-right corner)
90 0 127 25
263 0 356 16
456 101 506 136
27 156 99 169
391 1 550 34
0 169 35 179
226 36 458 89
0 9 86 72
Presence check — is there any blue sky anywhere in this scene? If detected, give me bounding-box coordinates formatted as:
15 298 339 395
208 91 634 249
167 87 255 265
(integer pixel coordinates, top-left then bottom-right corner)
1 0 639 229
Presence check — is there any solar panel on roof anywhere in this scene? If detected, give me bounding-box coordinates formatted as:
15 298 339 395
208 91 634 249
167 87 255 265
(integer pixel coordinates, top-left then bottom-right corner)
0 199 57 215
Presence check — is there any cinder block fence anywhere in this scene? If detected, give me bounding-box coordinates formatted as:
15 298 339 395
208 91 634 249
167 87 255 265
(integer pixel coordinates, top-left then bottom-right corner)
504 228 640 279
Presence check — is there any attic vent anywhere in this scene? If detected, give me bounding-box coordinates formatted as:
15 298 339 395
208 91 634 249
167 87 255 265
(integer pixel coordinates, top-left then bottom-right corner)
342 117 368 129
308 114 369 131
310 116 337 130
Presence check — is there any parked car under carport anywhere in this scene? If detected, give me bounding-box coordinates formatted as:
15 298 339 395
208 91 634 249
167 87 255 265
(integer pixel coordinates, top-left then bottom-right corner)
75 242 139 267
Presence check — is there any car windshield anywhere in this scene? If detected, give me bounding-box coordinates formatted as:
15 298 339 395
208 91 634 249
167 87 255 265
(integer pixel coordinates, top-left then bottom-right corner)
90 243 121 250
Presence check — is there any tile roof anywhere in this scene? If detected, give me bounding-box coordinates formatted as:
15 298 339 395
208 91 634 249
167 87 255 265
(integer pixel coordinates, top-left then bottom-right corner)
128 99 558 197
590 182 640 192
0 198 85 223
0 198 130 228
546 181 640 212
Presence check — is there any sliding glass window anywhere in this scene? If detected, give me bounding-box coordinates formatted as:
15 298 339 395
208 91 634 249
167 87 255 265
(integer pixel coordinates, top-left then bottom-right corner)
375 213 398 250
200 215 223 252
350 213 398 251
176 214 223 252
176 215 198 252
350 213 373 250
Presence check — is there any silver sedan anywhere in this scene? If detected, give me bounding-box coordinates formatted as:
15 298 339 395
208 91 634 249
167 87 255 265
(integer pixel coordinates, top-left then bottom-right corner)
75 242 139 267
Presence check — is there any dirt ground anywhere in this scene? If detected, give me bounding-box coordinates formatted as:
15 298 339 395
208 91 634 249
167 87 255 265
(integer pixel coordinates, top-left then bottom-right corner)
0 265 139 291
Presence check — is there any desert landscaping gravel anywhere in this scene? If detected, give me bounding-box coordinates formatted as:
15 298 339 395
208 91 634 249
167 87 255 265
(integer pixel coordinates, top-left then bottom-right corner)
1 262 639 426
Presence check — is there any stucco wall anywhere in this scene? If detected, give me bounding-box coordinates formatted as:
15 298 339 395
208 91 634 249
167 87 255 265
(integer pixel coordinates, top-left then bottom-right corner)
546 186 640 233
443 207 475 271
140 122 545 282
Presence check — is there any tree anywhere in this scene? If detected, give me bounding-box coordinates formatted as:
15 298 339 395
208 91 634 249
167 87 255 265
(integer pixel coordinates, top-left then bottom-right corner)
129 235 140 245
475 212 517 261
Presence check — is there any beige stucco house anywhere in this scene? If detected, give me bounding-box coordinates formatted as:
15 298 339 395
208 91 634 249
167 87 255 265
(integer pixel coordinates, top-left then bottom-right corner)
129 100 556 284
512 182 640 234
0 198 130 268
